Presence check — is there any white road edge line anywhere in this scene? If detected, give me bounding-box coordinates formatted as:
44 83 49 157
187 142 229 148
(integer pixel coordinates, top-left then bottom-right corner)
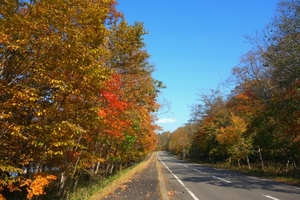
183 165 188 168
158 155 199 200
193 168 201 173
262 194 280 200
212 175 231 183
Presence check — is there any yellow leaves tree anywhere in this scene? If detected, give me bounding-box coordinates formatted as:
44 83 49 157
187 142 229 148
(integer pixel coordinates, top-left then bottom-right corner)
169 126 192 158
1 0 162 198
217 113 252 169
0 0 121 198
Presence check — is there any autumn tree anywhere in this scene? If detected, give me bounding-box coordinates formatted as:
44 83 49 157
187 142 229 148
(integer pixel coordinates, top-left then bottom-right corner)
105 20 161 164
0 0 121 198
156 131 171 151
225 0 300 173
242 0 300 172
188 89 231 162
169 126 192 158
0 0 162 199
263 0 300 92
179 0 300 177
231 49 273 102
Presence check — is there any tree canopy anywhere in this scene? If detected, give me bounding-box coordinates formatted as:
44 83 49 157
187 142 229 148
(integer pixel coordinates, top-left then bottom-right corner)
0 0 163 199
158 0 300 178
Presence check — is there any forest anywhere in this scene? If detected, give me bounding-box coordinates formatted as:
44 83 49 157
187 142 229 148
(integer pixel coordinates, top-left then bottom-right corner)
0 0 164 199
157 0 300 181
1 0 300 199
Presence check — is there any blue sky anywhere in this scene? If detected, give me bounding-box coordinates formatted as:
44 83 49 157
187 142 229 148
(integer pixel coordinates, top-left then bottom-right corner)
116 0 280 133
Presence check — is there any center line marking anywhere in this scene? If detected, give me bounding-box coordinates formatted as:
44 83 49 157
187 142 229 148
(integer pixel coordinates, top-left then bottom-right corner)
262 194 280 200
212 175 231 183
193 168 201 173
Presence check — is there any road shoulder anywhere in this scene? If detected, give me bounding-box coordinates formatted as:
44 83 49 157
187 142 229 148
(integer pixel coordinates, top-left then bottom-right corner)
90 152 167 200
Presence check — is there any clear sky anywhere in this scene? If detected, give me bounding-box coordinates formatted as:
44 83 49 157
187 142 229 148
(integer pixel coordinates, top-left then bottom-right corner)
116 0 280 133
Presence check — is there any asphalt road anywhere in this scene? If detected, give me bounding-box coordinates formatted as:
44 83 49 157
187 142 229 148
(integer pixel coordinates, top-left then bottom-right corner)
158 151 300 200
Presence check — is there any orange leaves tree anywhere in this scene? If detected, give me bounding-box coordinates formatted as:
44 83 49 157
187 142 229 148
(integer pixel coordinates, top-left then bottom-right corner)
186 1 300 175
216 113 251 168
105 20 161 165
168 125 194 158
0 0 162 199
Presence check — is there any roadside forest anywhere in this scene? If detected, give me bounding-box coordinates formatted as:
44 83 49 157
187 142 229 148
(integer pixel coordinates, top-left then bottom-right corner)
0 0 163 199
157 0 300 181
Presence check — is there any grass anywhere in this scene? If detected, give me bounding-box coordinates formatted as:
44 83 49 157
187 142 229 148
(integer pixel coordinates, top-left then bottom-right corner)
86 154 154 200
41 154 154 200
65 164 142 200
203 162 300 186
62 153 300 199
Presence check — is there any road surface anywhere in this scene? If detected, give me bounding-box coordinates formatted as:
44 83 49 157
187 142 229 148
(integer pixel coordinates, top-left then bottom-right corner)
158 151 300 200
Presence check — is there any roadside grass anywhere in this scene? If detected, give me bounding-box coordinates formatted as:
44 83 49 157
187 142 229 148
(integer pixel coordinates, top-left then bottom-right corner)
168 152 300 186
65 163 143 200
199 161 300 186
87 154 153 200
41 154 153 200
66 171 130 200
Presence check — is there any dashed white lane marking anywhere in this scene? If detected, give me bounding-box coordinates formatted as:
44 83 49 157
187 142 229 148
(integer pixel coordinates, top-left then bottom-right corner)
162 154 230 184
161 153 285 200
193 168 230 183
193 168 201 173
212 175 231 183
262 194 280 200
162 155 171 161
158 155 199 200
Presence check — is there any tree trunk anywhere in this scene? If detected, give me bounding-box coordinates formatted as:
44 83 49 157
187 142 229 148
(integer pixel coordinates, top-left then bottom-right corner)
292 158 298 176
286 159 290 173
94 162 101 174
73 177 79 192
35 163 40 173
58 172 67 196
258 146 264 170
109 164 114 175
246 154 251 170
228 157 232 165
71 154 81 179
105 164 110 175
